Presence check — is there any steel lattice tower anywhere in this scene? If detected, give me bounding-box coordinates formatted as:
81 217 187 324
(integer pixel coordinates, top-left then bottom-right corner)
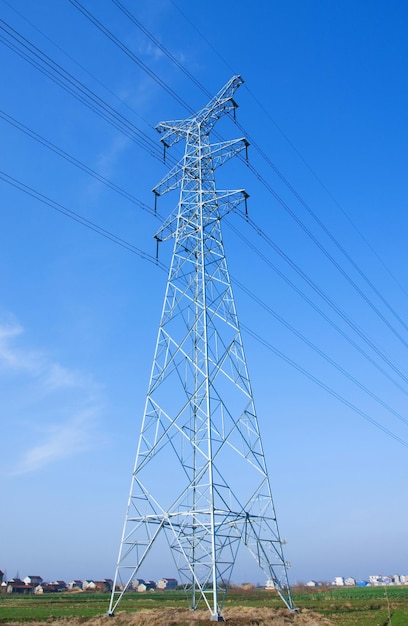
108 76 294 621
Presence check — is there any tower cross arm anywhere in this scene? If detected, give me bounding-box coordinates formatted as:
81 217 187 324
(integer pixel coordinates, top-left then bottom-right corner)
210 138 249 170
155 119 191 148
195 74 244 131
155 75 244 147
152 158 184 197
216 189 249 219
152 138 249 198
153 189 248 243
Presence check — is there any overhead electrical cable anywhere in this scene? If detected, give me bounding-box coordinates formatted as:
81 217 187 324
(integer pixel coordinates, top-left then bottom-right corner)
168 0 408 301
241 322 408 450
0 18 174 166
1 0 153 130
0 170 165 270
88 3 408 387
2 158 407 449
242 85 408 300
168 0 236 76
5 5 406 387
2 166 406 451
2 2 406 448
68 0 196 116
0 109 160 219
233 117 408 338
107 1 408 347
241 158 408 350
226 217 408 395
233 275 408 427
239 213 408 385
112 0 213 101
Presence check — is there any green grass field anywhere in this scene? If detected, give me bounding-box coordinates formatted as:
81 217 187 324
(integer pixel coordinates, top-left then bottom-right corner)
1 586 408 625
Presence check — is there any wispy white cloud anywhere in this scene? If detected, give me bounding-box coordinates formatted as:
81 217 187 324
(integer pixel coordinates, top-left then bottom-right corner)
0 318 105 475
96 134 129 178
136 40 165 62
10 408 99 476
0 320 93 391
43 362 85 392
0 321 35 370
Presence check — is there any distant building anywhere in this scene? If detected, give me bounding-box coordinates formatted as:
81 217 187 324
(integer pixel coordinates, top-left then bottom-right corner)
82 580 96 591
23 576 42 587
0 571 4 585
333 577 344 586
345 577 356 586
68 580 83 590
94 579 113 592
137 580 156 592
156 578 177 590
104 579 114 592
7 579 32 594
35 582 66 594
131 578 145 590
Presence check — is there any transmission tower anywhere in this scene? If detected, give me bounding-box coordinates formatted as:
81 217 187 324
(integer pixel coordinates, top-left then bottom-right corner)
108 76 294 621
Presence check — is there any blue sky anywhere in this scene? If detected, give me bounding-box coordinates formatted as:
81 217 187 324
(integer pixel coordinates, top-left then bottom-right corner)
1 0 408 586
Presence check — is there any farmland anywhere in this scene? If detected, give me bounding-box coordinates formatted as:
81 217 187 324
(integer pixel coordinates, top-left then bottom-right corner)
1 586 408 625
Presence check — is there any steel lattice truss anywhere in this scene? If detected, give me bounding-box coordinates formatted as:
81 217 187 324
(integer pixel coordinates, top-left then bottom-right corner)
108 76 295 621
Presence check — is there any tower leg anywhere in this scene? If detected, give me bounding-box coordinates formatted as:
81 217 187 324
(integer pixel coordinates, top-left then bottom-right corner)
210 614 224 622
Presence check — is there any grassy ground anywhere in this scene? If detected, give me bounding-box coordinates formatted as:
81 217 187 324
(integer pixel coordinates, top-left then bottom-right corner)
0 586 407 625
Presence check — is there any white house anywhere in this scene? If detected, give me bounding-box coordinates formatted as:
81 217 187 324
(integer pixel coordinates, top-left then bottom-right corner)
23 576 43 586
82 581 96 591
156 578 177 590
68 580 83 590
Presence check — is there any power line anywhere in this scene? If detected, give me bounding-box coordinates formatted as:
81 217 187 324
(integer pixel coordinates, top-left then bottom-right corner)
241 322 408 450
226 217 408 396
68 0 196 116
0 169 165 270
0 18 171 165
240 214 408 385
240 158 408 350
169 0 236 76
3 3 407 450
0 109 159 219
2 166 407 452
106 2 408 350
8 3 405 394
233 276 408 427
168 0 408 302
2 11 404 380
242 84 408 300
112 0 214 100
1 0 153 130
234 117 408 339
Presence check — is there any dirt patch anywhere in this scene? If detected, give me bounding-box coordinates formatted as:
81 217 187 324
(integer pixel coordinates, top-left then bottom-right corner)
1 606 333 626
